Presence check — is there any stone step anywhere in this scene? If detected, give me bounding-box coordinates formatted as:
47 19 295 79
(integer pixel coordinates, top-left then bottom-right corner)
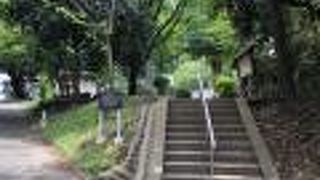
173 102 238 108
164 161 261 175
217 140 253 151
170 104 238 111
164 150 257 163
167 117 242 125
166 124 246 133
167 118 206 125
170 98 235 105
162 174 263 180
165 140 252 151
169 112 240 119
215 150 257 162
210 103 238 108
169 108 239 114
166 132 249 141
165 140 208 151
163 98 263 180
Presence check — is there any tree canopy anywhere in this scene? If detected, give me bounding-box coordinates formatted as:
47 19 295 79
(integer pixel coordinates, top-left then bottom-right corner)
0 0 319 97
7 0 188 95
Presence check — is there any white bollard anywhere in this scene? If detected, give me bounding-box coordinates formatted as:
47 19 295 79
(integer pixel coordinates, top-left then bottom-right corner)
41 109 47 128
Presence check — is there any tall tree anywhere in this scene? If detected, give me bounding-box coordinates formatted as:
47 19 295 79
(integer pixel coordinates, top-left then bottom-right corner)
260 0 297 93
113 0 188 94
10 0 188 95
225 0 298 94
0 0 36 98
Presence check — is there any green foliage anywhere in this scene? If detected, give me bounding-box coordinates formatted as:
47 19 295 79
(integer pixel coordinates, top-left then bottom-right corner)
175 89 190 98
0 20 34 65
288 6 320 96
209 12 239 62
0 0 8 15
39 72 54 104
8 0 188 94
185 32 222 57
153 75 170 95
184 11 238 63
158 1 238 81
113 0 188 94
227 0 320 96
172 57 212 92
9 0 103 87
214 75 236 97
77 142 123 176
43 98 136 177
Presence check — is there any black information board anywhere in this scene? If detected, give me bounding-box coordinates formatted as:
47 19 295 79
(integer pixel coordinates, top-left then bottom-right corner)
98 89 123 110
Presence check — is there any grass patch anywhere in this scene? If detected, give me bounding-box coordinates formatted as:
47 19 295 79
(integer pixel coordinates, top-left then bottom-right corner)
43 98 137 177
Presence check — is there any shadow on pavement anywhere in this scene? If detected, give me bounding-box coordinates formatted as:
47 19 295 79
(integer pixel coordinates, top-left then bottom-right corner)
0 101 38 127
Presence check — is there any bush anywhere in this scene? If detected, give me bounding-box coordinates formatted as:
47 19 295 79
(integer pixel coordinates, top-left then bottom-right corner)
154 76 170 95
39 73 54 106
175 89 190 98
172 59 212 93
214 75 236 97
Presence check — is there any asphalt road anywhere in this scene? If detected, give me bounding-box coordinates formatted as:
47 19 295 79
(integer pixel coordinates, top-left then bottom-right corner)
0 101 82 180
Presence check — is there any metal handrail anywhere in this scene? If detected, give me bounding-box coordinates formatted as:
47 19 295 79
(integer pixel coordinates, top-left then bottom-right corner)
197 73 217 179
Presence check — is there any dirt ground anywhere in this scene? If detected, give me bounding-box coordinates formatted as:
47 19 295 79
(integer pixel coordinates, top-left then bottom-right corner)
252 100 320 180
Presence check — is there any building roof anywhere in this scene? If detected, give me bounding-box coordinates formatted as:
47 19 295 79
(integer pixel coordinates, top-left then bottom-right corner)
233 40 256 68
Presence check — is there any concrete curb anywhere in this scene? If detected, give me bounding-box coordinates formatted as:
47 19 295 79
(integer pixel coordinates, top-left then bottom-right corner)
144 97 168 180
134 99 157 180
236 98 280 180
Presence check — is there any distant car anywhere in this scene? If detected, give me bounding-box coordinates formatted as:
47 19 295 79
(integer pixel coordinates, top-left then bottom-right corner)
0 72 13 101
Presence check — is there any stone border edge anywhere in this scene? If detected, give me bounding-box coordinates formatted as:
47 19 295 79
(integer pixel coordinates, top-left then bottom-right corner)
151 97 168 180
236 97 280 180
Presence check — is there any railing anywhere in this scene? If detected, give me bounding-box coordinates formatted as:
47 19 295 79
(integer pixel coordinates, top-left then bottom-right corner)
238 74 297 124
197 73 217 178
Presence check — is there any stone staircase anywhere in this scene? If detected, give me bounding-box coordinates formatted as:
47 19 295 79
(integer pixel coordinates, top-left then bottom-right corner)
162 98 264 180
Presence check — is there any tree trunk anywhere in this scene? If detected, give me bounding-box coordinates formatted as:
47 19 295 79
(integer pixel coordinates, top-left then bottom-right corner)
128 67 138 95
8 70 26 99
263 0 297 96
72 71 81 97
57 77 65 97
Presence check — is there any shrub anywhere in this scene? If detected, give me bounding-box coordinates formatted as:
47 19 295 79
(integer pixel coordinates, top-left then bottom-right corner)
39 73 54 106
175 89 190 98
154 76 170 95
172 60 212 93
214 75 236 97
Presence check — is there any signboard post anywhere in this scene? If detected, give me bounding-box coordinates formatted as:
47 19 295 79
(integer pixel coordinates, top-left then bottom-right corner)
97 88 109 144
97 106 108 144
96 87 124 144
233 41 256 97
114 108 123 144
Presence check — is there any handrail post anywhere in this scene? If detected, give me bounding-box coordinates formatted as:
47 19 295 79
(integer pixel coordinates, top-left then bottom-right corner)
197 71 216 179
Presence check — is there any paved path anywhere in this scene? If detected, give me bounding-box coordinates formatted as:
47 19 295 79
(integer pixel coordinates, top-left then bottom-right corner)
0 101 82 180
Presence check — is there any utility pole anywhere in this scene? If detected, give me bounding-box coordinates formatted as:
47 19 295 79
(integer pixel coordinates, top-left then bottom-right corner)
96 0 117 144
107 0 115 86
107 0 123 144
